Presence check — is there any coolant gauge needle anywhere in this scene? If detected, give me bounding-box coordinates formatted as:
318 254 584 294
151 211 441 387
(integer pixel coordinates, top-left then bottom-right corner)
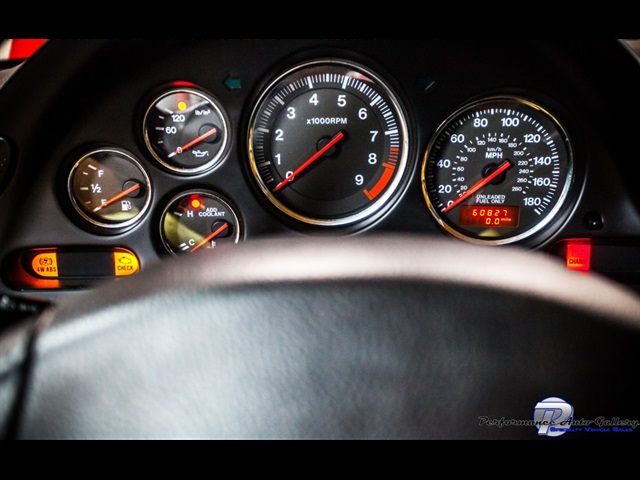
274 130 345 192
442 160 512 213
168 127 217 158
190 222 229 253
92 183 140 212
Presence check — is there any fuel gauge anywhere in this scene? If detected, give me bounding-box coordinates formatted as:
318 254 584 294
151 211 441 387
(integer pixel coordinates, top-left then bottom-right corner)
160 190 241 255
68 148 152 231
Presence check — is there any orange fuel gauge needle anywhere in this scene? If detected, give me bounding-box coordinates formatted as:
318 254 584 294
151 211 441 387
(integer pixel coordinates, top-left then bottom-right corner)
168 127 217 158
442 160 512 213
190 222 229 253
92 183 140 212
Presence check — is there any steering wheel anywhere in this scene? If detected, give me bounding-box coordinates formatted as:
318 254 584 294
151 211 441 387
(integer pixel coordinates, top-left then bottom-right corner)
1 235 639 439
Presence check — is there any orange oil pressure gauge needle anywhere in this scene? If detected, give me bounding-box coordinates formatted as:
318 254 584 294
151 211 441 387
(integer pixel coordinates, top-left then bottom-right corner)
167 127 217 158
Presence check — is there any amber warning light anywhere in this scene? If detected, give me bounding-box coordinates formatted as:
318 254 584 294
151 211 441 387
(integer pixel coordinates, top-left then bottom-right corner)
566 243 591 272
459 205 520 228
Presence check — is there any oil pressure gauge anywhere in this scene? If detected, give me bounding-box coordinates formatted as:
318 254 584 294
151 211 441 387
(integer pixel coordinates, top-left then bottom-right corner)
143 87 230 175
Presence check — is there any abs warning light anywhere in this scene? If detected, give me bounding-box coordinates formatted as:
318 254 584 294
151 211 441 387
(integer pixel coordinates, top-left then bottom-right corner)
31 252 59 277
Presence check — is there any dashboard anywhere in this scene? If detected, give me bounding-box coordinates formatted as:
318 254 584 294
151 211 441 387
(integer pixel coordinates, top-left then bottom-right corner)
3 38 640 440
1 39 640 310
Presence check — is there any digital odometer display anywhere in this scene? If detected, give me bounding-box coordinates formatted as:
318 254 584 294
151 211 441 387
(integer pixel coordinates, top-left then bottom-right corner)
459 205 519 228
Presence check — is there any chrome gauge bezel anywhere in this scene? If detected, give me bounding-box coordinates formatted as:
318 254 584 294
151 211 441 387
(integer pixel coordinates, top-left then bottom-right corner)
421 95 575 246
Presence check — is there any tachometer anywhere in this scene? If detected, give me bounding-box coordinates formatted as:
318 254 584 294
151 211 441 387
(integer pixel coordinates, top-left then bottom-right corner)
422 96 573 245
247 59 410 228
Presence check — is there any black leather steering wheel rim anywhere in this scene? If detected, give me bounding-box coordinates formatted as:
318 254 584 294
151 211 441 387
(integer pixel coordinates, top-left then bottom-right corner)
2 234 640 439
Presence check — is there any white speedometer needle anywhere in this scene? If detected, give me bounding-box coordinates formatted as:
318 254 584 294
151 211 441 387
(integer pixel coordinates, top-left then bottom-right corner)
442 160 512 213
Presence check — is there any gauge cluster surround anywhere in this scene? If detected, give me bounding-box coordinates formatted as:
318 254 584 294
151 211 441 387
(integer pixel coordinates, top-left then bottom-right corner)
6 39 637 296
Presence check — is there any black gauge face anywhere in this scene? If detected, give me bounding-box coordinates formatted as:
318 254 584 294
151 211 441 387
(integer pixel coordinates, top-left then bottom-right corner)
160 190 241 256
143 87 229 175
68 148 152 230
248 59 410 227
422 96 574 245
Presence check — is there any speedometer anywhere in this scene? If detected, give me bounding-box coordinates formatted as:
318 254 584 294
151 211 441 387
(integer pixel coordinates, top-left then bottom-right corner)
422 96 574 245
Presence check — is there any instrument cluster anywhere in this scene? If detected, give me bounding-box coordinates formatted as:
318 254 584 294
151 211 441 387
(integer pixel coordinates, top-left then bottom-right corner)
2 39 639 293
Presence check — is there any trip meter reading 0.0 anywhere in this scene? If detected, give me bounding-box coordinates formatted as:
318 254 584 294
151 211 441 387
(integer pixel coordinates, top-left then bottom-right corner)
422 96 574 245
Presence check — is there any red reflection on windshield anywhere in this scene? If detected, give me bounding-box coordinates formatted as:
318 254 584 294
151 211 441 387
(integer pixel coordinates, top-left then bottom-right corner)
0 39 47 61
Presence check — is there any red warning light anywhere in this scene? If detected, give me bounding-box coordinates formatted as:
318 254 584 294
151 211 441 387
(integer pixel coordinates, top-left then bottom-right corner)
190 197 202 209
566 243 591 272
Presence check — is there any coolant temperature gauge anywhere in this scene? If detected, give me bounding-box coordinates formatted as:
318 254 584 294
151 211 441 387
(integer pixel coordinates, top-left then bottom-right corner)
160 190 241 255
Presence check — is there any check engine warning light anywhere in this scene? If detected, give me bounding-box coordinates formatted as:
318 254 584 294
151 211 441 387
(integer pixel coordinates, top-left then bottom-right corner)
114 251 139 276
566 243 591 272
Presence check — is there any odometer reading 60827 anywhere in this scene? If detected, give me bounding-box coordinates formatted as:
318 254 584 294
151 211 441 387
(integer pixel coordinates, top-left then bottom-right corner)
422 96 574 245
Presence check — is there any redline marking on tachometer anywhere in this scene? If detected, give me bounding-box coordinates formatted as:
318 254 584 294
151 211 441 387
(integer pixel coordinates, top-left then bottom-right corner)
364 163 395 201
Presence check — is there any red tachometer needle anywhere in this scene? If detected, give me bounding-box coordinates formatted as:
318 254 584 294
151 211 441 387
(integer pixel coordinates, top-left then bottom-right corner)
92 183 140 212
190 222 229 253
442 160 512 213
274 130 345 192
168 127 217 158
